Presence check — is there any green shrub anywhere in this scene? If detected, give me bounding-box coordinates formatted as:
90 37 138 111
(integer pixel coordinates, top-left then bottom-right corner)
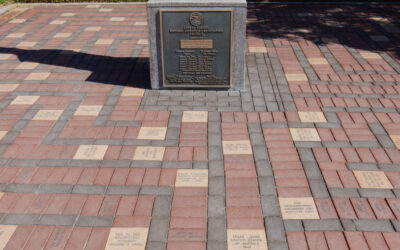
0 0 13 5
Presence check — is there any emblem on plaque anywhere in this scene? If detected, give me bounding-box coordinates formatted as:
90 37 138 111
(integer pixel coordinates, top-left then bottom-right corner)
189 12 203 26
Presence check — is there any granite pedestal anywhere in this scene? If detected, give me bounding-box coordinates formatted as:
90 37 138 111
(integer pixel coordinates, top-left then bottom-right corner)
147 0 247 90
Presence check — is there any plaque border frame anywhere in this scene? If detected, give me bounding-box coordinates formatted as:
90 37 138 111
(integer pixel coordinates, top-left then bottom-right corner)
159 9 233 89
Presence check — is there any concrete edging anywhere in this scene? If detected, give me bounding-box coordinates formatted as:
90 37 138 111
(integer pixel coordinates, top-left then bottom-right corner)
0 3 17 16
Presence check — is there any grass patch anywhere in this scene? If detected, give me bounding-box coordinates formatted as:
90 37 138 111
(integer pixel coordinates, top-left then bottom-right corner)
0 0 13 5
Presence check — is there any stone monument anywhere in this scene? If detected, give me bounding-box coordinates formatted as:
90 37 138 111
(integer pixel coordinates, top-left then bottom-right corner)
147 0 246 90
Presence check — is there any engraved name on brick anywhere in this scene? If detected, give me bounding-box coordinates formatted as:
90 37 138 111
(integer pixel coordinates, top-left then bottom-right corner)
222 140 252 155
74 105 102 116
105 228 148 250
133 147 165 161
227 230 268 250
74 145 108 160
182 111 208 123
279 197 319 219
137 127 167 140
290 128 321 141
33 110 63 120
175 169 208 187
298 112 327 123
354 171 393 189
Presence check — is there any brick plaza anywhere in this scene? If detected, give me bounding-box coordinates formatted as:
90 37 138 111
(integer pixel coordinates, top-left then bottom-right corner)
0 2 399 249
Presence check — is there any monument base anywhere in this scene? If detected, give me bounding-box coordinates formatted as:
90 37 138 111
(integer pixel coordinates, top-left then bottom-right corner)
147 0 246 90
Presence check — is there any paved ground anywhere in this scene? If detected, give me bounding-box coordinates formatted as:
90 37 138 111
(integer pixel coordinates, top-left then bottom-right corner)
0 2 399 249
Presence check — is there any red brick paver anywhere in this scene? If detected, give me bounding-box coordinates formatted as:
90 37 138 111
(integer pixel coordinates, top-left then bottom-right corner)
0 3 399 250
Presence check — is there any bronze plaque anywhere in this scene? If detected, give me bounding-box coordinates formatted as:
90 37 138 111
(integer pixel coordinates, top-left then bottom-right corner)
160 10 232 88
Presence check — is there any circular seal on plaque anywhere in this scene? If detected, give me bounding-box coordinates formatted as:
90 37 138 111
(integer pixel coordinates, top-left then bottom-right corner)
189 12 203 27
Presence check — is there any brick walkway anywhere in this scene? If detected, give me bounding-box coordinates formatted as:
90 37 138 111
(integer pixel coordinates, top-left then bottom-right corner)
0 3 399 249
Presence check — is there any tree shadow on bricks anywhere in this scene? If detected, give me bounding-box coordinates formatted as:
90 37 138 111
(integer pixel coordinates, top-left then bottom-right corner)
0 47 150 89
247 4 400 62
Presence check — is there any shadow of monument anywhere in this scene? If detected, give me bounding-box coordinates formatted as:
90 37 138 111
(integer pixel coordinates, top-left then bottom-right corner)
2 3 399 89
0 47 150 89
246 4 400 62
